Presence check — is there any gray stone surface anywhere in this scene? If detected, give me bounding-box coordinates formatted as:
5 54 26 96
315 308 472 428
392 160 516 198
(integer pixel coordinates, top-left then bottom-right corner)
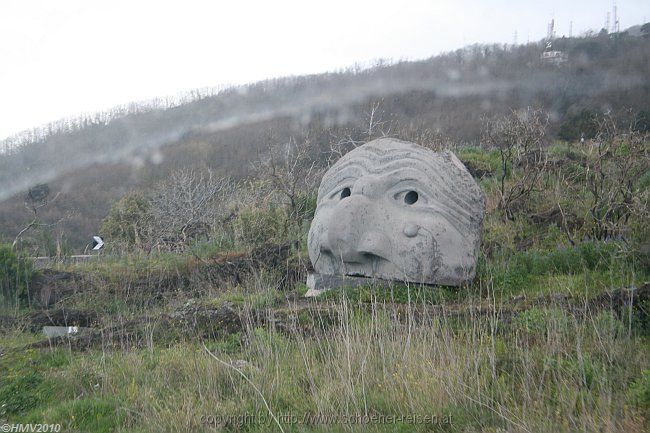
42 326 90 338
305 273 394 297
307 138 485 286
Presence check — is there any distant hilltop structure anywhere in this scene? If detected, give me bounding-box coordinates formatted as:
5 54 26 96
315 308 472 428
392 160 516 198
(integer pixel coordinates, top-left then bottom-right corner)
541 19 568 65
539 3 624 65
541 43 568 65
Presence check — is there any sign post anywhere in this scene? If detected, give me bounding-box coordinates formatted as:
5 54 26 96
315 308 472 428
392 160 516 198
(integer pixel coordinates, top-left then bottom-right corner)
92 236 104 251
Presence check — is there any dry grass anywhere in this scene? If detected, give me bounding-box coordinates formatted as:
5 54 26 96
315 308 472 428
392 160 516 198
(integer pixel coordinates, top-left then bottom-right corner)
19 291 644 433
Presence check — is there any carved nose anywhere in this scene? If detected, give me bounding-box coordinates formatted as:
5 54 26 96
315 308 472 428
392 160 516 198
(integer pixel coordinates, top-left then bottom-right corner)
356 231 391 259
323 196 391 263
353 174 387 199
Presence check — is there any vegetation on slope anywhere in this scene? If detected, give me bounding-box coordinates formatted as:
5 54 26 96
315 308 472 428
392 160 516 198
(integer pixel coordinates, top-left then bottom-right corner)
0 103 648 432
1 27 649 250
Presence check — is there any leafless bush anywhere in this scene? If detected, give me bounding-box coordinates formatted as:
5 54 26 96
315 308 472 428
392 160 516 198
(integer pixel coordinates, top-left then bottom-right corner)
150 169 233 251
482 108 549 220
255 136 322 225
583 112 649 241
393 123 455 152
328 100 392 165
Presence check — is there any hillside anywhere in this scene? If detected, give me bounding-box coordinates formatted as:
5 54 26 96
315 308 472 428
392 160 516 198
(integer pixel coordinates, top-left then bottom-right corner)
1 29 649 252
0 135 648 431
0 22 649 431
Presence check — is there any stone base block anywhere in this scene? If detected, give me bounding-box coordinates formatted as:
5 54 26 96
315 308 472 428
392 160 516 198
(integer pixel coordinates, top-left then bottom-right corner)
305 273 397 297
42 326 91 338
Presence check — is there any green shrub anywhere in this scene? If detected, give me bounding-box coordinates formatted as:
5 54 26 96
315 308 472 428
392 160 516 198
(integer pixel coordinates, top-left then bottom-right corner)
557 110 599 141
320 282 456 304
628 370 650 415
232 205 288 249
99 192 151 249
36 398 122 433
204 332 243 355
548 143 585 161
457 147 501 178
634 297 650 335
513 307 571 337
590 311 626 338
0 243 35 308
547 353 604 391
538 224 570 251
492 241 624 291
639 169 650 191
0 371 50 417
293 192 317 222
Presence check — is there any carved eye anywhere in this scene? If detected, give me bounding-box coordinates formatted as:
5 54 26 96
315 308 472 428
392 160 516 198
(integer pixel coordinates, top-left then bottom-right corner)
404 190 418 205
340 187 351 199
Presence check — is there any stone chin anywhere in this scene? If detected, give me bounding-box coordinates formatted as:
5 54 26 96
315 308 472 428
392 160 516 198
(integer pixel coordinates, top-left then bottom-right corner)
307 138 485 286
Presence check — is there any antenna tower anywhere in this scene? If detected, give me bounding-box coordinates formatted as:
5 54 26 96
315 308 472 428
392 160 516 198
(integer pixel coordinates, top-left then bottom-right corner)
547 19 555 40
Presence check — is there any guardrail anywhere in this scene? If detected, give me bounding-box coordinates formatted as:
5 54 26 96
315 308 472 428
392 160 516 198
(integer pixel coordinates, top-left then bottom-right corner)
32 255 100 269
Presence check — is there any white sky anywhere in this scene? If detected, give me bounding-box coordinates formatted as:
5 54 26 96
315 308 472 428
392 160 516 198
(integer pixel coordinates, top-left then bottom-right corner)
1 0 648 141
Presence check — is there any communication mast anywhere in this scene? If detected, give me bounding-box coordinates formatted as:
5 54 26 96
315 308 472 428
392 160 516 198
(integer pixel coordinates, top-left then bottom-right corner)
613 3 620 33
547 18 555 40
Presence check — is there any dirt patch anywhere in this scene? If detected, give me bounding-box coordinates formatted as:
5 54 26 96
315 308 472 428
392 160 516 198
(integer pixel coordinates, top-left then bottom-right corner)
0 315 17 329
587 283 649 323
529 205 583 232
28 269 85 308
26 308 100 332
462 159 494 179
188 242 307 289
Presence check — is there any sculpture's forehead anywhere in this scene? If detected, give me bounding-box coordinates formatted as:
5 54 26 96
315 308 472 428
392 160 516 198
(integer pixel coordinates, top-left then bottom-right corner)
320 139 451 196
334 138 439 169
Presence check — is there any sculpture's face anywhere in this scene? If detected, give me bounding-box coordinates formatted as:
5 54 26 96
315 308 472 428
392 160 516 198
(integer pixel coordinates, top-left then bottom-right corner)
308 138 484 285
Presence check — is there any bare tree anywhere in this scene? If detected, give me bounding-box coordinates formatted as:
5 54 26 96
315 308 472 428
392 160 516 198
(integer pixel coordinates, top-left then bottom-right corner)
583 111 649 240
392 123 454 152
328 100 392 166
255 136 321 226
12 184 62 250
363 100 391 139
150 169 233 251
482 108 549 220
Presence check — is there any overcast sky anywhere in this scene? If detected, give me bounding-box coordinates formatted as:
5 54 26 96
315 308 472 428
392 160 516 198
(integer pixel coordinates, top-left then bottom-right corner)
1 0 648 141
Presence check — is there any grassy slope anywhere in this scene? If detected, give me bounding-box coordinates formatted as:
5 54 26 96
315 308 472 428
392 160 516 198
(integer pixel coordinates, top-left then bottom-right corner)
1 144 649 432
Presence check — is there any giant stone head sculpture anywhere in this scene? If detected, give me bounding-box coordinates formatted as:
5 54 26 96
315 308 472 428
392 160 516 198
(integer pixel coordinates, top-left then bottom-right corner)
308 138 485 286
